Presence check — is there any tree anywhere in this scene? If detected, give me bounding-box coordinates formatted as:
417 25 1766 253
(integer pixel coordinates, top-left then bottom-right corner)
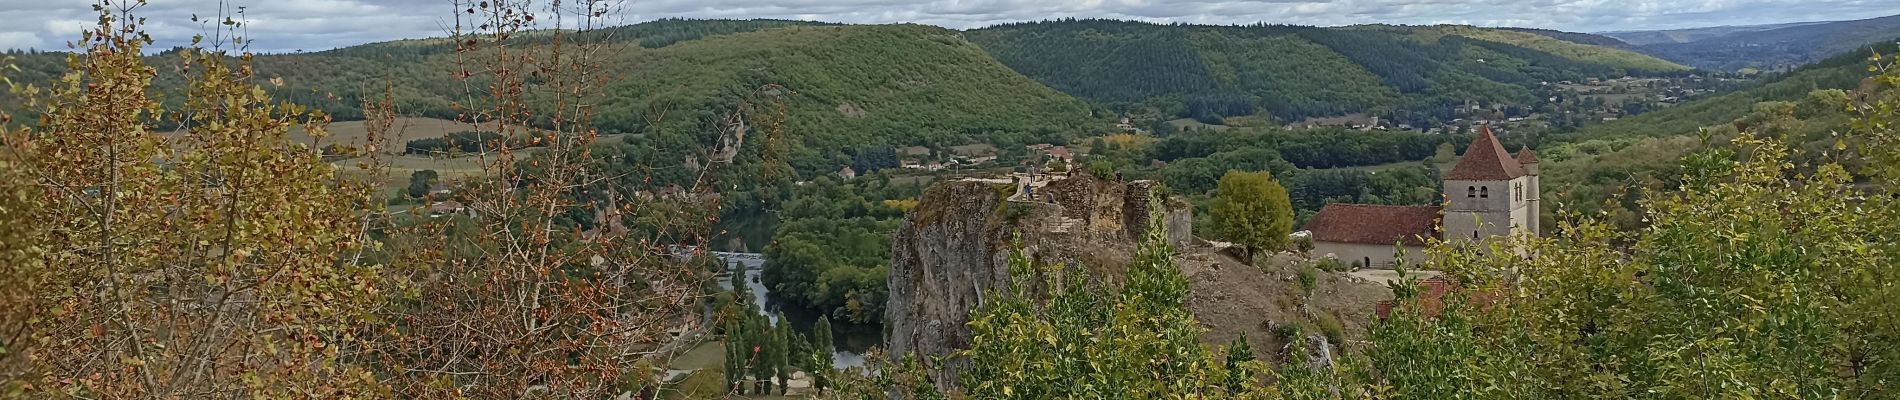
364 1 715 396
773 311 794 395
407 169 440 198
811 316 836 394
1208 170 1294 263
1223 336 1256 394
0 3 386 396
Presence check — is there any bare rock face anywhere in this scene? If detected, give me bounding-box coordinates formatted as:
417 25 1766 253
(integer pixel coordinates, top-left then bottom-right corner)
1304 334 1335 374
884 177 1193 390
884 181 1016 388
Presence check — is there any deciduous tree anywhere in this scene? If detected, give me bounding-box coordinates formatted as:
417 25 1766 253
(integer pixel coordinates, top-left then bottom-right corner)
1209 170 1293 263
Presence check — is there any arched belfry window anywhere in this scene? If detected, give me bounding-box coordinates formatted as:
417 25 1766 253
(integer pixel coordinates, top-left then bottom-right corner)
1467 186 1477 198
1480 186 1489 198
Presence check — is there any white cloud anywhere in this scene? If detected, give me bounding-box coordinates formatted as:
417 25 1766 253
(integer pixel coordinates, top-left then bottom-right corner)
0 0 1895 52
0 32 43 50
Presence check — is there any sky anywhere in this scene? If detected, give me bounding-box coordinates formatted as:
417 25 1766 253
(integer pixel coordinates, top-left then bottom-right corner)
1 0 1898 53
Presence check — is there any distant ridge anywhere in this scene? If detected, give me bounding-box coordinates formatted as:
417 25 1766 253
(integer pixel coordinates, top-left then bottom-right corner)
1605 14 1900 71
965 19 1686 121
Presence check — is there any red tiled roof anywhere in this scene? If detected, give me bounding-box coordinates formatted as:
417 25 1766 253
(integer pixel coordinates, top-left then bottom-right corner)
1305 204 1441 247
1376 277 1507 320
1446 126 1524 180
1515 146 1539 164
1376 277 1457 319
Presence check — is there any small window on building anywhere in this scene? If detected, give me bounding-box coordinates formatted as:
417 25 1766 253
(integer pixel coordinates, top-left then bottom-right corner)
1473 230 1479 239
1480 186 1489 198
1467 186 1476 198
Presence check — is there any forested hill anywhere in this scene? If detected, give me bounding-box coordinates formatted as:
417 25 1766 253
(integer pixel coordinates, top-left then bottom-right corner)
961 20 1689 122
1609 14 1900 72
598 23 1096 176
4 21 1095 179
1527 39 1898 229
1561 38 1900 143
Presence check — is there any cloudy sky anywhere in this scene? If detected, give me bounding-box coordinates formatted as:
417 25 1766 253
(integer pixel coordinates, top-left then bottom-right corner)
2 0 1898 53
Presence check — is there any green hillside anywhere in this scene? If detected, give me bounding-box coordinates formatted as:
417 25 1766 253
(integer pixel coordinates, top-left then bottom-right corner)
1559 39 1895 143
1387 25 1685 71
1530 40 1897 229
5 21 1095 181
600 24 1097 175
1608 15 1900 71
963 20 1690 123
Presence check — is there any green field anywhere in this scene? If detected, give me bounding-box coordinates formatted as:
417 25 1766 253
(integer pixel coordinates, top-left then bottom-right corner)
1166 118 1233 132
291 117 483 146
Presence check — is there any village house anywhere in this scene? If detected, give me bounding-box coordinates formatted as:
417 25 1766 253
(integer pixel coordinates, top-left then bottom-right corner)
950 143 999 164
1305 126 1540 268
1291 113 1379 130
1046 146 1073 164
427 200 468 218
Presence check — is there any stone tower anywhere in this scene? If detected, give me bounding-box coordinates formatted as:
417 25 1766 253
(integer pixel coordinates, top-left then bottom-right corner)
1515 145 1540 236
1443 126 1539 245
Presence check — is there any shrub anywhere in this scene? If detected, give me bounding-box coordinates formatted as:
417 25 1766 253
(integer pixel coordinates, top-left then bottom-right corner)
1296 265 1318 299
1312 257 1345 272
1314 312 1345 352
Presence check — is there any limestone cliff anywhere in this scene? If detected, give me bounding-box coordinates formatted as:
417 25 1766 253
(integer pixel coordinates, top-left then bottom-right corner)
884 181 1013 381
884 176 1193 388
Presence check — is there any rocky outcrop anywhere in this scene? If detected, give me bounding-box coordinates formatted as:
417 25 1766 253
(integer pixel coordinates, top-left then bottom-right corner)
884 176 1192 390
885 181 1014 388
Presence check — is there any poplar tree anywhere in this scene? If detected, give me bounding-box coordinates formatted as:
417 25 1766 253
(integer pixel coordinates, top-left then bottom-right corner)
811 316 836 394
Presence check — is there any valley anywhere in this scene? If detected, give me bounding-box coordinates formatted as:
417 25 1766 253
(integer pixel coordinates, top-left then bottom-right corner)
6 3 1900 398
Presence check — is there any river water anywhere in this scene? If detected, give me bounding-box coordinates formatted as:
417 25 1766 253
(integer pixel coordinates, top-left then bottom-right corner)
711 252 879 370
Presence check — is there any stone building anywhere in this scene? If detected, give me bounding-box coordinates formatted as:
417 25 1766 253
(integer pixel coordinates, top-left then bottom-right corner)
1307 126 1540 268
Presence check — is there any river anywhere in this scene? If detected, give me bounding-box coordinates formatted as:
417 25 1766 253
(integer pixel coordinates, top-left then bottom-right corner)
710 252 879 370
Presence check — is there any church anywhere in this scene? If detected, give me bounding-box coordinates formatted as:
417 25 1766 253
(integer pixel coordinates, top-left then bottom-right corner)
1304 126 1540 269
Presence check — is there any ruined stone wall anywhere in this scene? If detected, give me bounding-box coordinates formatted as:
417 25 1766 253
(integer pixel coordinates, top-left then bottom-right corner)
1037 176 1191 246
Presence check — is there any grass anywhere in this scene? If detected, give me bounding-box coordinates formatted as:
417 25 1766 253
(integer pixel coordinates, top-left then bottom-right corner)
661 369 729 399
291 117 482 146
669 341 726 371
333 154 488 193
1167 118 1233 132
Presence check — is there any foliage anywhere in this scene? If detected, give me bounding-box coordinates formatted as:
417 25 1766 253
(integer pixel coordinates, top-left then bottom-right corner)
1534 42 1900 230
760 176 921 324
406 169 439 198
957 203 1236 398
1209 170 1294 261
0 4 386 396
1223 336 1256 394
809 316 836 394
0 2 734 398
1296 265 1319 299
401 130 511 155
